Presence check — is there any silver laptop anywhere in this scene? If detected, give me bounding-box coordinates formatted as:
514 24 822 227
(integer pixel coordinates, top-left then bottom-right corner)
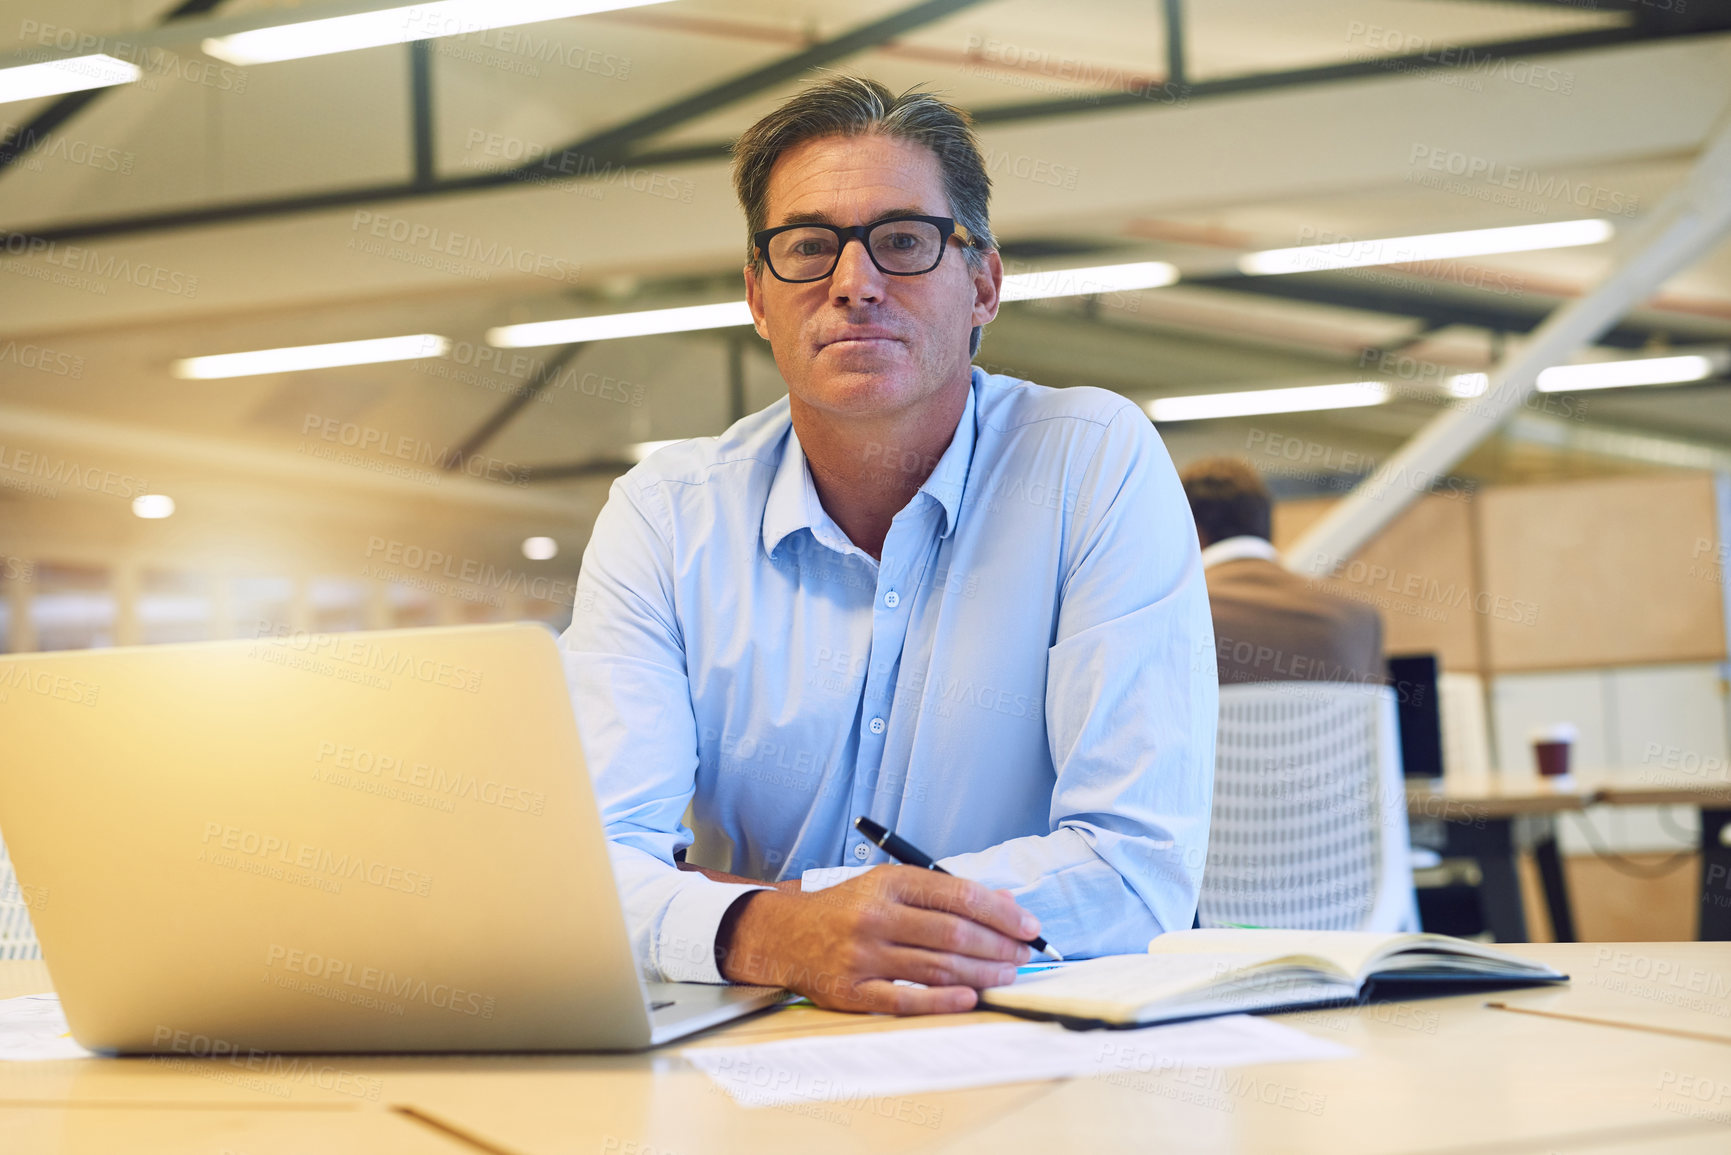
0 623 783 1052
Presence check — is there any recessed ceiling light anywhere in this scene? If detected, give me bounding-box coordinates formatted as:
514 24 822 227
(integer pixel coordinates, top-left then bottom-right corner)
521 536 559 561
0 55 141 105
172 334 451 379
132 494 175 519
1147 382 1391 422
202 0 673 66
1237 219 1614 276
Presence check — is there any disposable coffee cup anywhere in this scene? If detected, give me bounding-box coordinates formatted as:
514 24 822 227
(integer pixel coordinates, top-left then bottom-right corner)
1530 724 1577 778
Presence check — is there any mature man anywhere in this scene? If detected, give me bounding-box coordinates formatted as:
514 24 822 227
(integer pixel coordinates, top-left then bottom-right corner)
562 77 1215 1016
1179 456 1383 685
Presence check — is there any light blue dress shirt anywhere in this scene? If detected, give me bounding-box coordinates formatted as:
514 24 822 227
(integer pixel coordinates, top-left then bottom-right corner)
561 367 1217 982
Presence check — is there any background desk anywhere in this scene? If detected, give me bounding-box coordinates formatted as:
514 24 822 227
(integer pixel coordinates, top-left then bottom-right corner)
1408 776 1729 942
3 944 1730 1155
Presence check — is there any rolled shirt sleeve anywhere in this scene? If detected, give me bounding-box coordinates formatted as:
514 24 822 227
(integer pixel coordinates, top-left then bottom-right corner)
562 479 766 983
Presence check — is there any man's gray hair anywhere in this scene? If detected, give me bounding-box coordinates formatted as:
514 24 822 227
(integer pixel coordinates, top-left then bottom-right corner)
731 75 996 357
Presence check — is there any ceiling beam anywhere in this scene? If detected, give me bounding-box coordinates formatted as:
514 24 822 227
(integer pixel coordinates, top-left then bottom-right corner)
0 0 232 176
9 22 1728 247
1288 99 1731 575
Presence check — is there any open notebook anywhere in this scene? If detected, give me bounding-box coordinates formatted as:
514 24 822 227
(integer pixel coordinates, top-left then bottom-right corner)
980 929 1566 1028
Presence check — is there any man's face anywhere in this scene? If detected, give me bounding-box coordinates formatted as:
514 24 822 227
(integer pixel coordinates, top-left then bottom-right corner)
744 131 1001 423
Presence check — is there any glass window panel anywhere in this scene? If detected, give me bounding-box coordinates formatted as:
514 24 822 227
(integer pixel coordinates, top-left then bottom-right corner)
309 578 367 634
30 563 114 652
139 569 212 645
231 576 294 638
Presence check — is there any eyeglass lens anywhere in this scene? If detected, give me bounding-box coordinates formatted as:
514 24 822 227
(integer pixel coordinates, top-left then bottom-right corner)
766 220 945 280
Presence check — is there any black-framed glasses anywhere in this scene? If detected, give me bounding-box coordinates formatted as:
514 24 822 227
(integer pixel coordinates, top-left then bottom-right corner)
753 215 975 283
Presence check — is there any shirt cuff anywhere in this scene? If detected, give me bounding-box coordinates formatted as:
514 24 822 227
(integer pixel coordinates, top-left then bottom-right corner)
655 878 771 984
799 864 872 893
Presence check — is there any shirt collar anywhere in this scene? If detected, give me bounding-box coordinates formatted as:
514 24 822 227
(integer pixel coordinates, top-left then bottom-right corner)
1200 535 1282 570
761 370 979 559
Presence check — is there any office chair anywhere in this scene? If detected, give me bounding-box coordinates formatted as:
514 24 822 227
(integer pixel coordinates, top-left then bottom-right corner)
0 833 43 961
1199 681 1421 933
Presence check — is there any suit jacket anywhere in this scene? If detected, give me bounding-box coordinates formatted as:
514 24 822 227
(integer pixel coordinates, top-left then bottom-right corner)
1205 557 1385 686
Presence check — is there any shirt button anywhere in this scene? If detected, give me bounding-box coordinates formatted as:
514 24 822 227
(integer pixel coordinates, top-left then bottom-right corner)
853 843 871 861
883 590 900 608
868 717 886 735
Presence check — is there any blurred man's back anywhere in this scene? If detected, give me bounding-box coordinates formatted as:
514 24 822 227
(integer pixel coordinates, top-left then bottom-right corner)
1180 458 1383 686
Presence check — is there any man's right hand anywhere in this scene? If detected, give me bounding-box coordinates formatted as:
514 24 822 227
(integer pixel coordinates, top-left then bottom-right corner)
714 865 1038 1015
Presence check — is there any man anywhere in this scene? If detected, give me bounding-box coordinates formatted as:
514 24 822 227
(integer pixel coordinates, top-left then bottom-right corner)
1179 456 1383 685
562 77 1215 1016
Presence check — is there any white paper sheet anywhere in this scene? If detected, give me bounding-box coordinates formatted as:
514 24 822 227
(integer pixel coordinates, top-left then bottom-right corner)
685 1013 1351 1107
0 993 95 1061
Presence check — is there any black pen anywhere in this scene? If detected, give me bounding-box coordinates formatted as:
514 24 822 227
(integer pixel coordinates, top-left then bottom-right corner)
854 816 1064 962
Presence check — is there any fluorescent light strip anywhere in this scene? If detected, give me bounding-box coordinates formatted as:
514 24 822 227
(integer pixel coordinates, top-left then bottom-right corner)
488 262 1181 349
488 303 754 348
203 0 671 65
1537 353 1720 392
1148 382 1390 422
172 334 451 379
1000 261 1178 301
1238 219 1614 276
0 55 141 105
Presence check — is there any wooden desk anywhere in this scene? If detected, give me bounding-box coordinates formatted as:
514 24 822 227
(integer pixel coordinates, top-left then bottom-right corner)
3 944 1730 1155
1409 775 1730 942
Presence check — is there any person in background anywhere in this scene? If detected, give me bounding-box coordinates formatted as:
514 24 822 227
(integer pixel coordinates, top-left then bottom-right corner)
1179 456 1383 685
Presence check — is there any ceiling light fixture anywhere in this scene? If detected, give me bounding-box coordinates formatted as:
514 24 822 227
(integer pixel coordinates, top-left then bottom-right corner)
132 494 176 519
487 303 753 349
1536 353 1723 393
1147 382 1391 422
999 261 1179 301
172 334 451 379
0 55 141 105
487 262 1182 349
521 536 559 561
1237 219 1614 276
203 0 672 66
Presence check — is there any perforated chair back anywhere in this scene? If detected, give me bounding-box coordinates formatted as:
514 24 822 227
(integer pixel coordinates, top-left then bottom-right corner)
1199 681 1419 933
0 832 43 960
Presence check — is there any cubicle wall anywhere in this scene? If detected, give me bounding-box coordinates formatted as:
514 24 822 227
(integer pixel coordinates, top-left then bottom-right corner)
1275 472 1731 856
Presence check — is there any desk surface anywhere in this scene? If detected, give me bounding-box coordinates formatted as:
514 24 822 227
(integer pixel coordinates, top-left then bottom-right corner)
1407 772 1731 818
4 943 1731 1155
